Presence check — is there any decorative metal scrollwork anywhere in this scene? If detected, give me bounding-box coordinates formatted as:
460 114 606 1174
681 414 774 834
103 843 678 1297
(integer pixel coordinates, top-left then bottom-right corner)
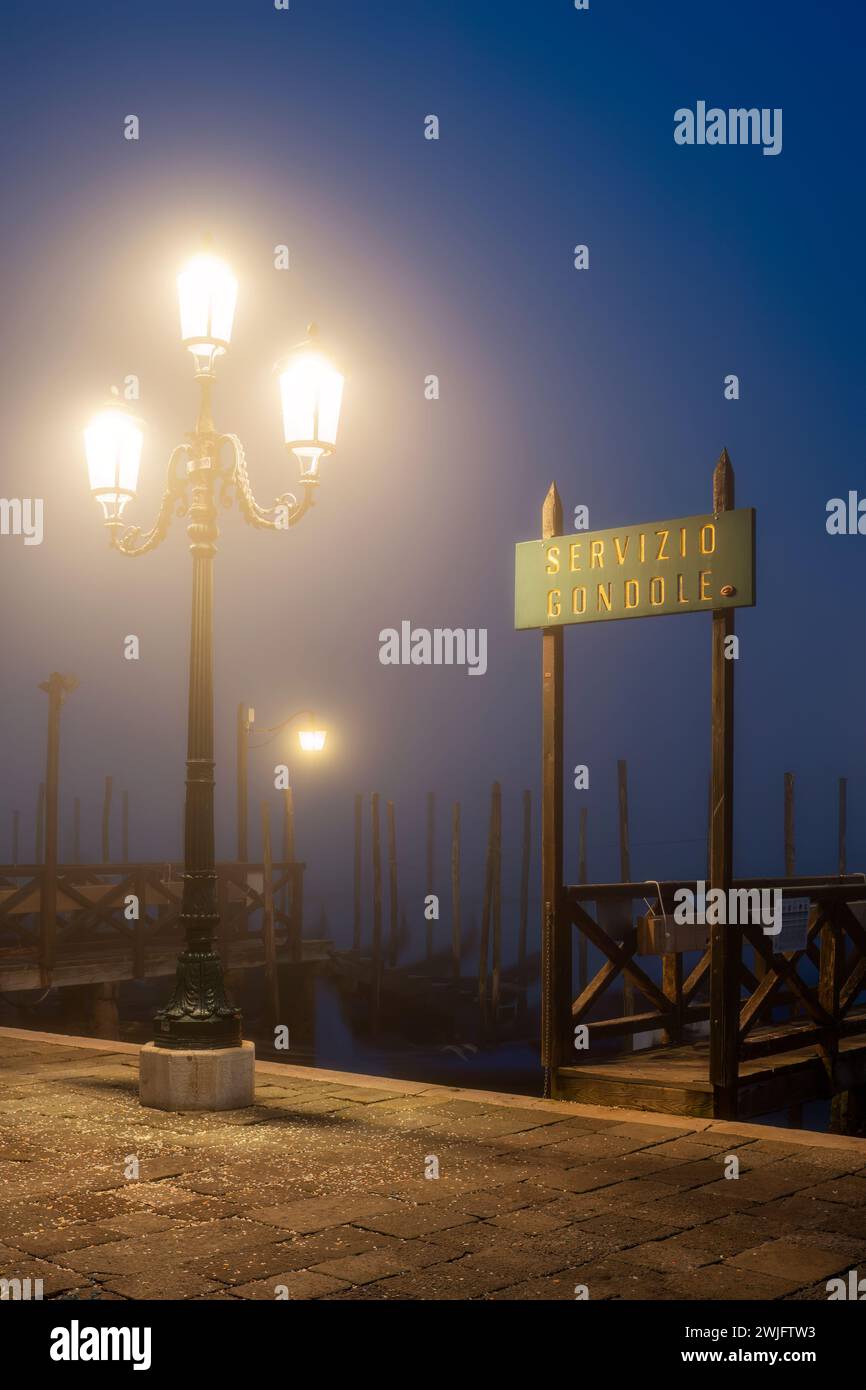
110 445 191 556
220 433 315 530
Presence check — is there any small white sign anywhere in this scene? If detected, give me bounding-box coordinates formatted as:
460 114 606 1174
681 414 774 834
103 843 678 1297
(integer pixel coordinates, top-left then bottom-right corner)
774 896 811 953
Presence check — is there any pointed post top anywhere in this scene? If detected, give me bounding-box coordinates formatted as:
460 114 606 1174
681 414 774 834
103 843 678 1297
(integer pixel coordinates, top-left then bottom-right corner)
713 448 735 513
542 481 563 539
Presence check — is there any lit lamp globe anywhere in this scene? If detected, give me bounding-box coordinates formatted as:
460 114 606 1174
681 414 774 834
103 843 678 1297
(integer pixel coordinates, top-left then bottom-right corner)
298 727 327 752
279 325 344 480
177 252 238 376
85 402 143 523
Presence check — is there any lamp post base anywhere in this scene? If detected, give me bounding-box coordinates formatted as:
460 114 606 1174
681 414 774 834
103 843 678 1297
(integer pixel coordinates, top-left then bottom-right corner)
152 948 243 1049
139 1040 255 1111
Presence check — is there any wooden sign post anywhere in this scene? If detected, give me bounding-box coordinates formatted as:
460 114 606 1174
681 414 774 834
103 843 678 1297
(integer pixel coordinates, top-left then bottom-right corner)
519 452 754 1108
540 483 568 1092
708 450 739 1120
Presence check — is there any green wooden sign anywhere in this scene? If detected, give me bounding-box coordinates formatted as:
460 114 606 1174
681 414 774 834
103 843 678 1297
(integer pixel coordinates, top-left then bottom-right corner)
515 508 755 629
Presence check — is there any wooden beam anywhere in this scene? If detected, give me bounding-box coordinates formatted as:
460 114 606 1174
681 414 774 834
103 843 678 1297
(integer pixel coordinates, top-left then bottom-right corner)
478 782 494 1021
282 786 295 863
37 673 76 981
236 703 249 862
617 758 634 1020
35 783 44 864
682 948 711 1002
260 800 280 1033
541 482 568 1088
742 925 833 1028
491 781 502 1019
577 806 588 990
425 791 435 965
569 901 670 1015
101 776 113 865
353 792 362 954
662 950 684 1044
386 799 398 968
371 792 382 1030
708 448 739 1119
518 790 531 991
121 790 129 862
451 801 461 981
281 785 295 929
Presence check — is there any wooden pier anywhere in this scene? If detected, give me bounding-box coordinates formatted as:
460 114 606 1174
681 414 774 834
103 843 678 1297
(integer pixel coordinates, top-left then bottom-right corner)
0 859 329 992
554 878 866 1118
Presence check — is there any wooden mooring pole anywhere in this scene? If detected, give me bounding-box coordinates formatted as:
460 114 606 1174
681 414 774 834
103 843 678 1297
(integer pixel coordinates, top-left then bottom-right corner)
371 792 383 1030
282 785 295 925
38 673 77 981
282 779 296 861
491 781 502 1020
353 792 362 954
237 703 250 862
260 800 280 1034
618 759 634 1017
708 450 738 1120
451 801 461 981
386 799 398 967
425 791 435 965
541 482 568 1094
578 806 588 989
35 783 45 864
478 783 494 1023
518 790 531 996
101 775 113 864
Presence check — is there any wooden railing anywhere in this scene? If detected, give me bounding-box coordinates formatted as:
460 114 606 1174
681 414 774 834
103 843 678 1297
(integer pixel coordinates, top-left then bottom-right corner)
0 860 305 985
563 876 866 1094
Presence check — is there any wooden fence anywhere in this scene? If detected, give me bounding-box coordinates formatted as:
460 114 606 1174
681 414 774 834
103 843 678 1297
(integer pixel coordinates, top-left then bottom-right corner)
0 860 306 991
554 876 866 1117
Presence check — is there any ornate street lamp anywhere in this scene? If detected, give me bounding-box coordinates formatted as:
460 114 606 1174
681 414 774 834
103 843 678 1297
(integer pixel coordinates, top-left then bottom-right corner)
85 248 344 1052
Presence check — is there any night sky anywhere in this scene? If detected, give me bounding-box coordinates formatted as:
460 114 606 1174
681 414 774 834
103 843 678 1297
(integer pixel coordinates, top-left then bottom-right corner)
1 1 864 957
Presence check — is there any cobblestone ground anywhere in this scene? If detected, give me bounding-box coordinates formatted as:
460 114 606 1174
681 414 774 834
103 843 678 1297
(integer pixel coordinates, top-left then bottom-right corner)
1 1031 866 1301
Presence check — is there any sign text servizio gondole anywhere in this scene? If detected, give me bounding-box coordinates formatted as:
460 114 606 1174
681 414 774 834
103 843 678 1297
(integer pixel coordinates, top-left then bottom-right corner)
515 508 755 629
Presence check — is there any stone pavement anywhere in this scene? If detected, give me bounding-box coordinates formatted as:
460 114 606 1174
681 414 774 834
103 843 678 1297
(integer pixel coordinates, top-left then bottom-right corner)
1 1027 866 1301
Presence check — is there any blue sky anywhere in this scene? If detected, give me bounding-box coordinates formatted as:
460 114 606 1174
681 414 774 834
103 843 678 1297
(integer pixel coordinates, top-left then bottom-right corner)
0 1 863 948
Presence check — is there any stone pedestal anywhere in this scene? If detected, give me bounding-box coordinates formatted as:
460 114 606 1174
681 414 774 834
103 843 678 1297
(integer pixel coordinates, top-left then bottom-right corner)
139 1041 255 1112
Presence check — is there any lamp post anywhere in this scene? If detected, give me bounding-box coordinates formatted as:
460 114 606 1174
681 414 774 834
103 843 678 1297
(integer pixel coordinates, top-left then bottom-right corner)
236 705 326 861
85 248 344 1054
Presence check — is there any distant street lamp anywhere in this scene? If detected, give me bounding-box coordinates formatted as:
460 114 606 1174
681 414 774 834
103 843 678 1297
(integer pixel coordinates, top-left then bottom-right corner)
236 704 327 861
85 248 344 1051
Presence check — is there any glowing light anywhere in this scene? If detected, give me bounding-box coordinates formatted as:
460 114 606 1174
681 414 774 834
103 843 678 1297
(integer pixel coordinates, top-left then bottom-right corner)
85 407 143 521
279 330 344 479
177 253 238 374
298 728 327 752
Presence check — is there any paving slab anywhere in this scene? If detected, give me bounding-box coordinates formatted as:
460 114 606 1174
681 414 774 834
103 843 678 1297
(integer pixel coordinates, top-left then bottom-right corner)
1 1026 865 1300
